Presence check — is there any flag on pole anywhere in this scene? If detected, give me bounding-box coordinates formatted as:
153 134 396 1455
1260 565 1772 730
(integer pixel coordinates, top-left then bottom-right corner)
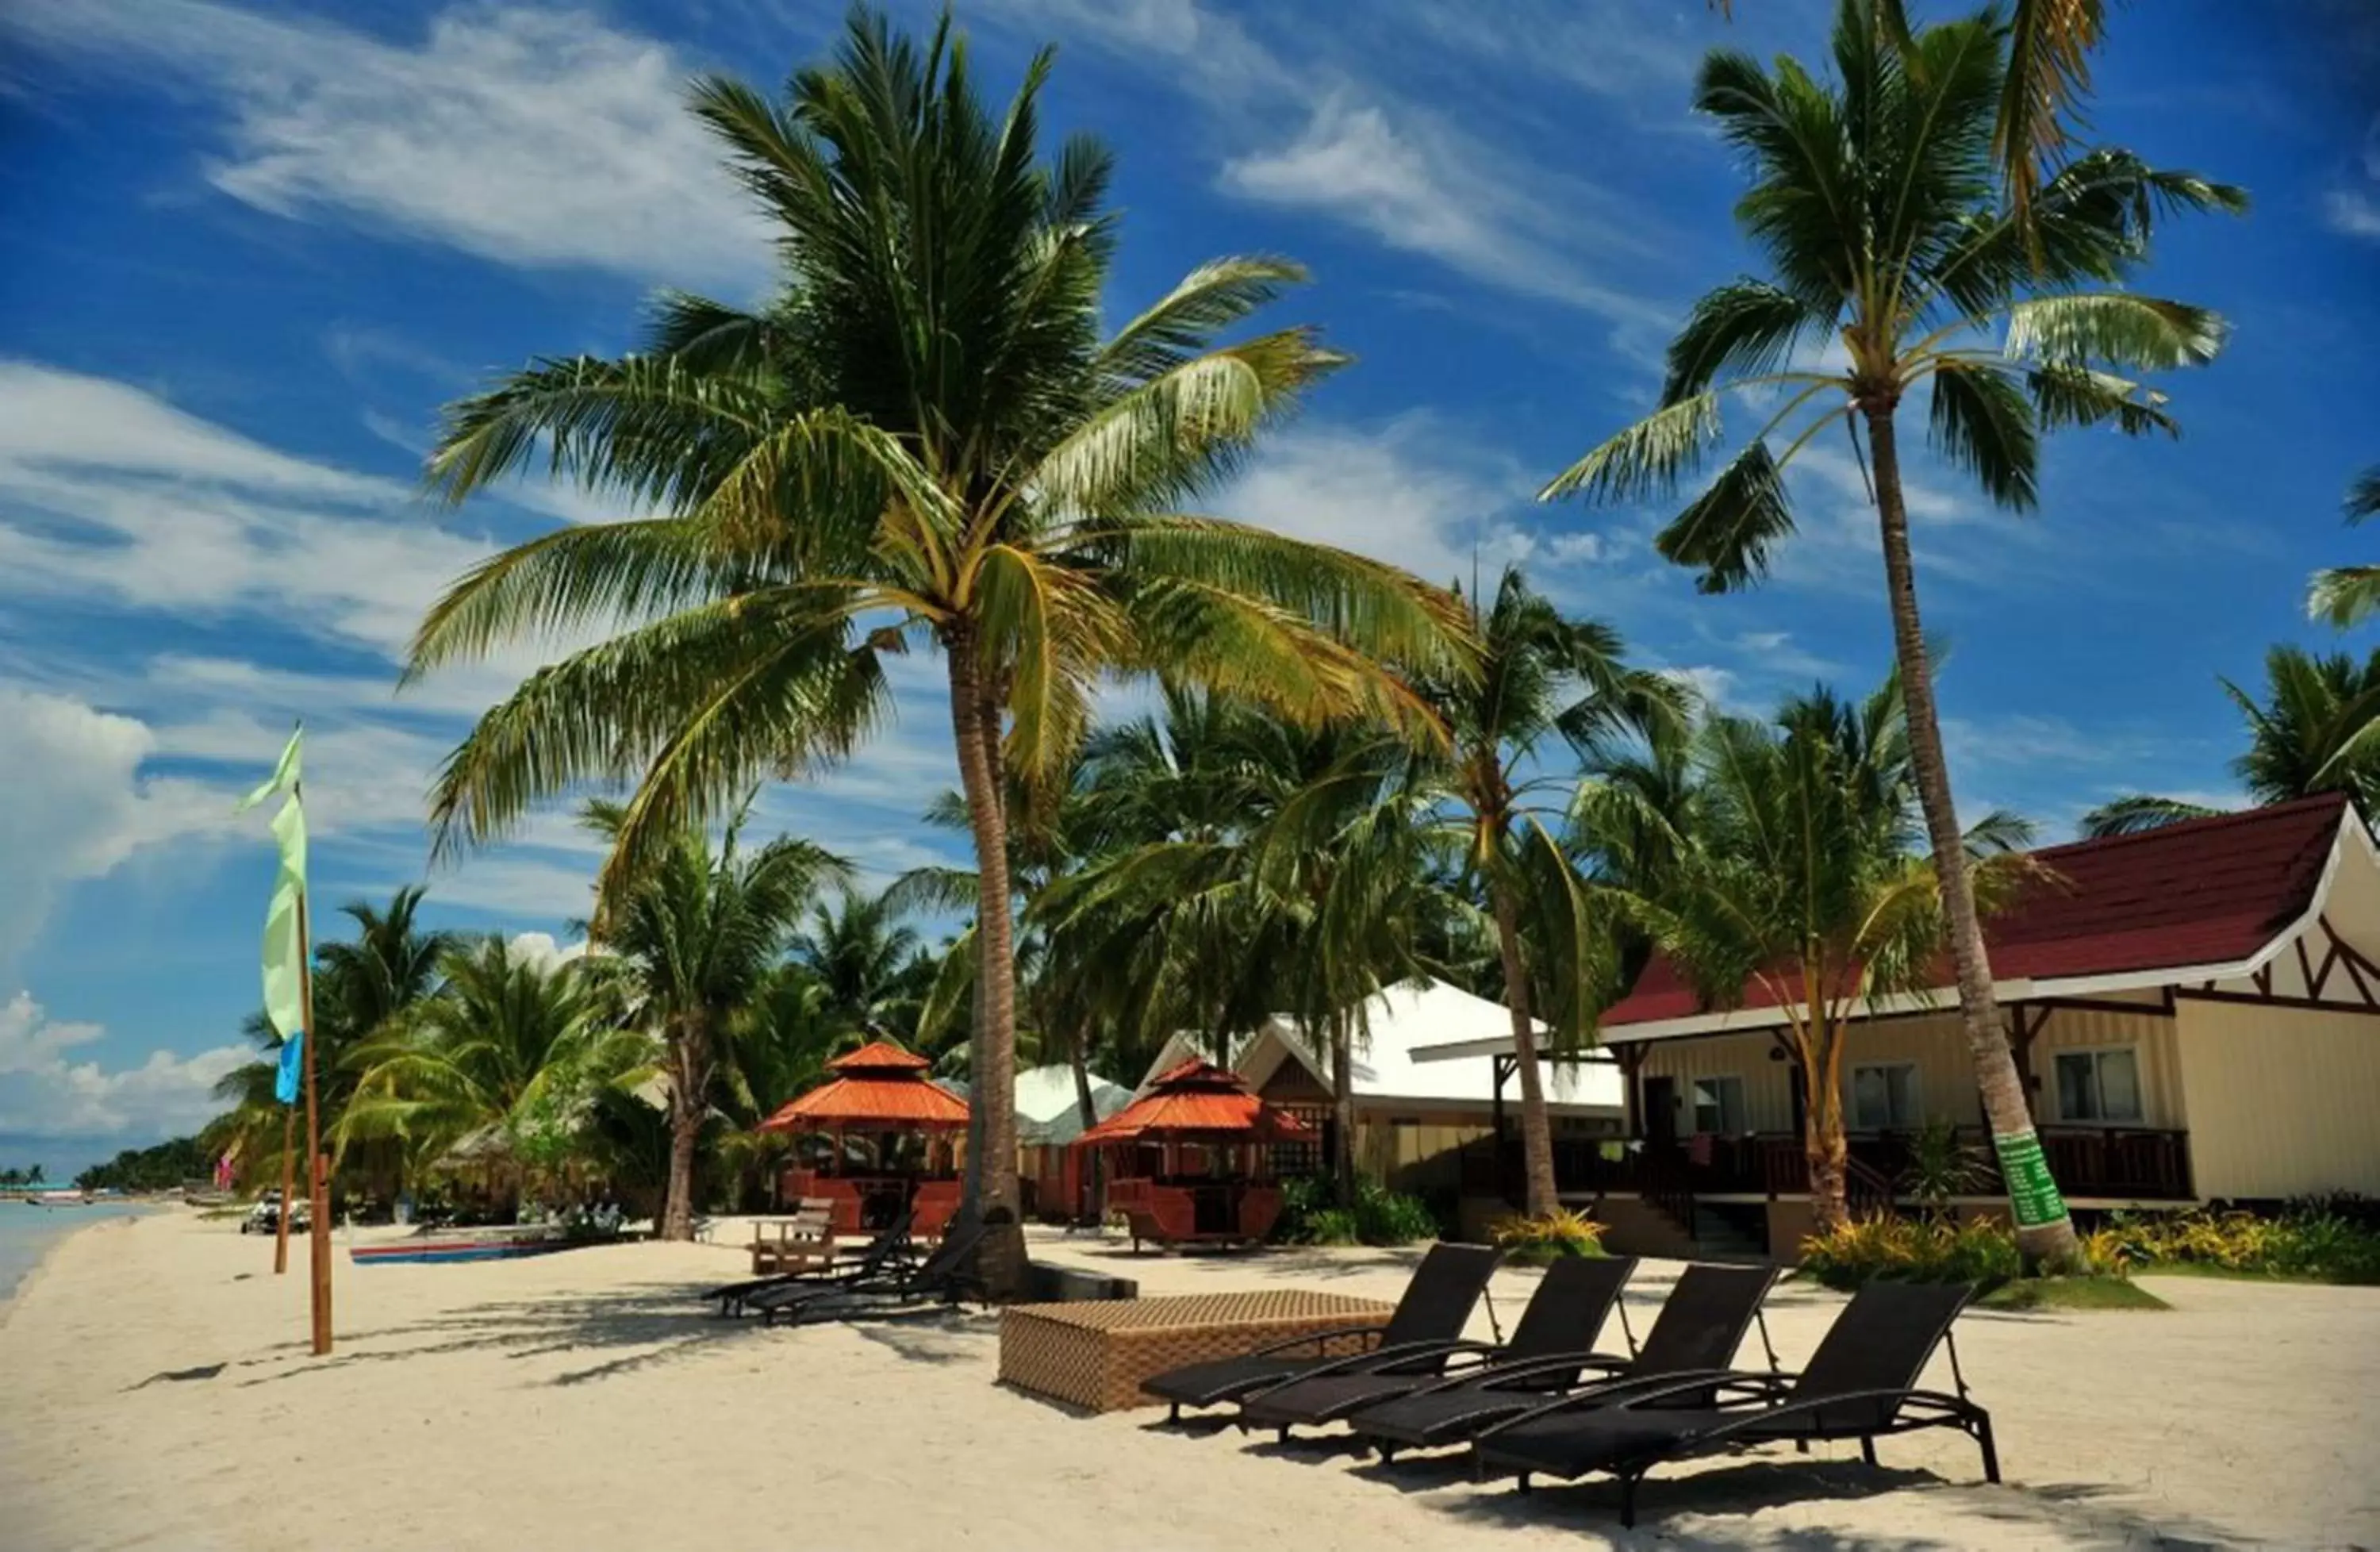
237 728 309 1103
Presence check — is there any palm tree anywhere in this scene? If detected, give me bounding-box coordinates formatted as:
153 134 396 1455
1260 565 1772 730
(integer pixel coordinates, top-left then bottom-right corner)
793 889 925 1038
339 938 640 1199
1417 567 1684 1216
712 962 854 1208
588 803 848 1239
2305 467 2380 628
1542 0 2241 1266
1630 678 2035 1232
1719 1 2108 220
403 12 1472 1281
2082 645 2380 837
205 886 453 1195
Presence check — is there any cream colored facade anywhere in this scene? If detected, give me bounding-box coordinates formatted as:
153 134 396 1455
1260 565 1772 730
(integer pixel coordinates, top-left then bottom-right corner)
1626 994 2380 1203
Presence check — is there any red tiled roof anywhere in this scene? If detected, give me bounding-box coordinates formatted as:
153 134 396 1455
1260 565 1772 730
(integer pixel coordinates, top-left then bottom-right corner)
826 1039 933 1073
1075 1060 1315 1146
759 1043 969 1131
1600 793 2353 1031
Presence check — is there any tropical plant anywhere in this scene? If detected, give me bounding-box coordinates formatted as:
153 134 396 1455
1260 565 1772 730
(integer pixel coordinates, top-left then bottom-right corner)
1490 1206 1611 1262
791 888 927 1039
2304 466 2380 628
1416 565 1684 1216
1899 1116 1993 1217
403 11 1472 1284
1621 678 2037 1234
205 887 454 1197
1541 0 2242 1265
2085 1206 2380 1285
1799 1212 2024 1288
585 803 847 1239
338 937 642 1199
2081 645 2380 837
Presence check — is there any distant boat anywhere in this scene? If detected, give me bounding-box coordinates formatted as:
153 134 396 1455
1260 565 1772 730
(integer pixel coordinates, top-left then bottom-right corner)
21 1191 93 1208
348 1224 584 1266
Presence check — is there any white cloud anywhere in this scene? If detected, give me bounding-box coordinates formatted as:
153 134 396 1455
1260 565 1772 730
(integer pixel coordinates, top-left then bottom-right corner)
1215 416 1541 589
985 0 1669 331
0 687 233 973
2327 189 2380 240
2 1 772 293
0 991 245 1143
1221 98 1665 326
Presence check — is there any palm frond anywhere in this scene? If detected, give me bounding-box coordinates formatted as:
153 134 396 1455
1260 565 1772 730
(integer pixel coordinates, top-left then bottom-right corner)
1540 393 1726 506
1994 0 2105 220
2076 793 2225 838
1927 359 2038 510
1653 440 1795 594
2004 292 2226 372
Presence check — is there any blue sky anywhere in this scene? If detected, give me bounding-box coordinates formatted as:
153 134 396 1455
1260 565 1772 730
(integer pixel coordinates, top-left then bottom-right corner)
0 0 2373 1176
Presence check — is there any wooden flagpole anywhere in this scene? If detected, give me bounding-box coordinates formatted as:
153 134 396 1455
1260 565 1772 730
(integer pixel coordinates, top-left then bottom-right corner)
296 849 332 1356
273 1107 294 1276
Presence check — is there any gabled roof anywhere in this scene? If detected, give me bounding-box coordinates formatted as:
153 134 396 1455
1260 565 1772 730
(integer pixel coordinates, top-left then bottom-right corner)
1148 979 1624 1114
761 1039 969 1131
1595 793 2362 1040
1075 1060 1313 1146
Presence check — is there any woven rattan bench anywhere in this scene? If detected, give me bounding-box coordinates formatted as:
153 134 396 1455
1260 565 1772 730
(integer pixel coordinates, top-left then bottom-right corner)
998 1289 1396 1413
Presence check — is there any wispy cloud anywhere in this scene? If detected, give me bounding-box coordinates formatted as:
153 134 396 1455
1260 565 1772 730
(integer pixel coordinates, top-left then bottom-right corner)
2325 117 2380 242
0 990 245 1153
982 0 1675 332
1 0 773 293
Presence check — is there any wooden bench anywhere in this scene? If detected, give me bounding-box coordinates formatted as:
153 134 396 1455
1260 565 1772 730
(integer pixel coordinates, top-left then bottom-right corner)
749 1200 836 1275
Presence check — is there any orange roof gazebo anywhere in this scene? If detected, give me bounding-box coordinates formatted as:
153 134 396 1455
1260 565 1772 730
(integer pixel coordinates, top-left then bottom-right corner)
758 1039 970 1133
1075 1058 1313 1147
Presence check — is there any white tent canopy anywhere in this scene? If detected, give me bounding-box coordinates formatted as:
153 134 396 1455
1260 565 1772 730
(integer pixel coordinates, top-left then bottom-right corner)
1139 979 1623 1118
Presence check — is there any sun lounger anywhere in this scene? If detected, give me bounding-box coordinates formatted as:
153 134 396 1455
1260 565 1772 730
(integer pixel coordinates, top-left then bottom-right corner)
755 1216 989 1327
1139 1242 1503 1421
1347 1262 1779 1461
1238 1254 1639 1439
706 1209 915 1317
1473 1279 1996 1528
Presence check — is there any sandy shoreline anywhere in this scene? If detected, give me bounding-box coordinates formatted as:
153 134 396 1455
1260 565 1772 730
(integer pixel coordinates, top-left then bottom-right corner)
2 1212 2374 1550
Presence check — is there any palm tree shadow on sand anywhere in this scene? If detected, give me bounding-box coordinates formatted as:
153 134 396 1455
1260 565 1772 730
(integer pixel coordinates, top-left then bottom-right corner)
227 1281 994 1389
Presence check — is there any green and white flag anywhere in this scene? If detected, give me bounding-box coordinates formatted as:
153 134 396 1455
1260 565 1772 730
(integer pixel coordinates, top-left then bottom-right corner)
237 728 309 1103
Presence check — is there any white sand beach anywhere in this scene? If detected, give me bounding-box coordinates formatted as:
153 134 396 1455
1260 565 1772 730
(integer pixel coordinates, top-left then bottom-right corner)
2 1212 2375 1550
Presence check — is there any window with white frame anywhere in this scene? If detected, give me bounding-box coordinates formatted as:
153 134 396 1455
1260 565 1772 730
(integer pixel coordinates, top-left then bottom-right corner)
1851 1062 1921 1131
2054 1047 2144 1124
1690 1074 1748 1135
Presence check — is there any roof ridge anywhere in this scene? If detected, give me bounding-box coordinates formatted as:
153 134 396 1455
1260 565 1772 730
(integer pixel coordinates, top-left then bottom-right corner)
2031 791 2347 862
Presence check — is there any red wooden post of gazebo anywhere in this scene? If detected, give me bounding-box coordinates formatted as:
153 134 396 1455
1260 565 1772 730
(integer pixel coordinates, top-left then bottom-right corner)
758 1040 970 1236
1072 1060 1313 1252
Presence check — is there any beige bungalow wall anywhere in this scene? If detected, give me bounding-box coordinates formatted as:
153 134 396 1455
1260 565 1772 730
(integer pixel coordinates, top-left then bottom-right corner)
2175 998 2380 1200
1627 997 2380 1202
1627 1002 2186 1141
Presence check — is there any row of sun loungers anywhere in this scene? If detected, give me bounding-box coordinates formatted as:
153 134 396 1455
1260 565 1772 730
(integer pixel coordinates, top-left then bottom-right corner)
1142 1242 1998 1529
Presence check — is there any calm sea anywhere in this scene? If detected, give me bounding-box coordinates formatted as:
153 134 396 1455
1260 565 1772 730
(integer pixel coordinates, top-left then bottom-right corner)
0 1202 153 1304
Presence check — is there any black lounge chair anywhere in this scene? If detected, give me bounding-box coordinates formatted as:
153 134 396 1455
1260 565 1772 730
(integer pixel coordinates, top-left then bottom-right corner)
1347 1262 1780 1461
1141 1242 1503 1421
758 1216 990 1327
1238 1255 1639 1439
1474 1279 1997 1528
705 1210 916 1317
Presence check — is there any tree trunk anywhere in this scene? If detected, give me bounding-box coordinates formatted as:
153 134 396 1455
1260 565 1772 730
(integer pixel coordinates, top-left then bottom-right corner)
1802 1028 1850 1237
946 636 1024 1296
1866 405 2080 1269
1330 1009 1357 1204
658 1015 707 1243
1069 1024 1098 1132
1491 869 1560 1218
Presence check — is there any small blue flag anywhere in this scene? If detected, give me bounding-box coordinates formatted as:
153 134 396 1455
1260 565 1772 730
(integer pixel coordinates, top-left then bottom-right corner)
275 1030 304 1107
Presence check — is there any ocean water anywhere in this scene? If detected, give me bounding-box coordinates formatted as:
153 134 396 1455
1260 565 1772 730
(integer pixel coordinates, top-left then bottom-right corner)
0 1202 153 1304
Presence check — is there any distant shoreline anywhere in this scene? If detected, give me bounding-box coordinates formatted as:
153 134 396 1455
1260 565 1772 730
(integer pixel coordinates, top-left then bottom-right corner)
0 1203 159 1318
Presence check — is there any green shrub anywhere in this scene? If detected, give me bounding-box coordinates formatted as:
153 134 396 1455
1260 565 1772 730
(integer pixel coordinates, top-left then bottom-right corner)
1269 1176 1441 1247
1798 1215 2021 1290
1490 1207 1609 1263
2084 1208 2380 1285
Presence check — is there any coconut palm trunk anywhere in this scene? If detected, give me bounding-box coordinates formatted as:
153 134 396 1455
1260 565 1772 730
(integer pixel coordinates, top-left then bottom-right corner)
1489 874 1561 1217
948 638 1025 1291
1866 406 2079 1266
659 1014 710 1241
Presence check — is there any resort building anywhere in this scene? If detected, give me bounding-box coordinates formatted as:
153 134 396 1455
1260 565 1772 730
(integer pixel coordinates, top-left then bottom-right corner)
1413 794 2380 1260
1139 979 1626 1201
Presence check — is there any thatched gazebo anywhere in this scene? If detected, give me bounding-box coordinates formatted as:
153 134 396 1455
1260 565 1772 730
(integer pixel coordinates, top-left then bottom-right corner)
758 1040 969 1235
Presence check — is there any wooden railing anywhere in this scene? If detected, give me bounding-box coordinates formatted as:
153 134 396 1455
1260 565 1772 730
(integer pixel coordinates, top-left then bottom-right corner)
1465 1124 2194 1204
